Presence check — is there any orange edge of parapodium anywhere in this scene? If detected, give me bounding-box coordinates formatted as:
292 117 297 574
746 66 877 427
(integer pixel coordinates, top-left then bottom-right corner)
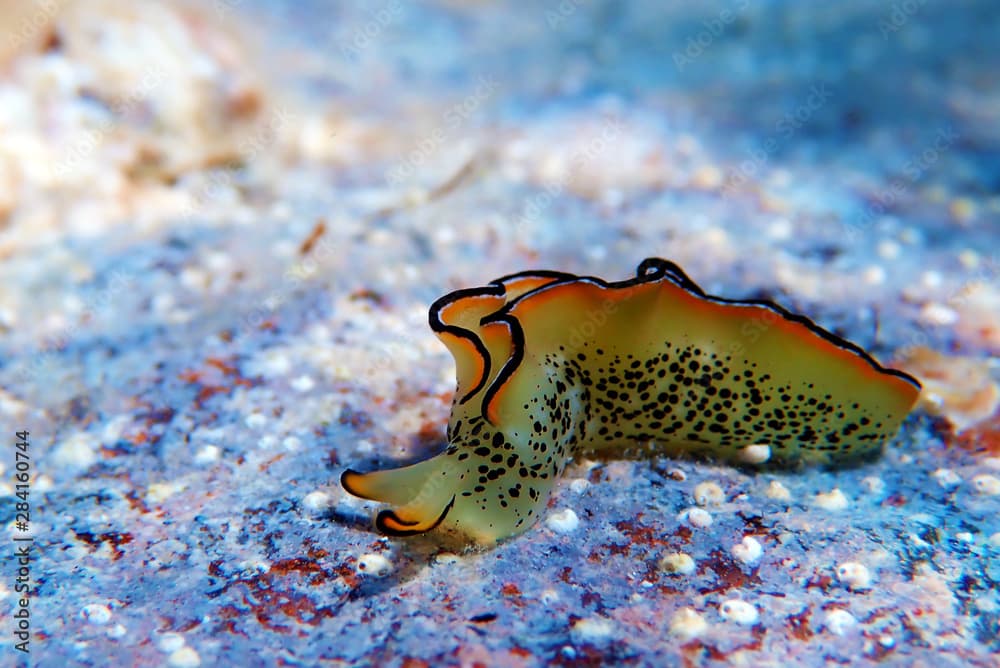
483 277 920 423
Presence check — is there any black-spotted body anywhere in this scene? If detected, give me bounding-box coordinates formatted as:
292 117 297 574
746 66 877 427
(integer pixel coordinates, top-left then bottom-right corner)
341 259 921 543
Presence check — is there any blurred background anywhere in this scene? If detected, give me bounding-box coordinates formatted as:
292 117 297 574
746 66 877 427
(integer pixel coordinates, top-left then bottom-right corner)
0 1 998 665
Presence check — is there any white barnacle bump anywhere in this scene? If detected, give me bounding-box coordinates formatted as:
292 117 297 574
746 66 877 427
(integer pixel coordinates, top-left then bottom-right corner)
813 488 849 511
81 603 112 625
765 480 791 501
932 468 961 488
546 508 580 534
156 632 187 653
731 536 763 564
972 474 1000 496
571 616 615 643
678 507 713 528
356 553 392 577
860 476 885 495
193 444 221 465
737 444 771 464
659 552 696 575
245 412 267 428
167 647 201 668
823 609 857 636
693 481 724 506
836 561 872 590
719 599 758 625
669 607 708 639
301 490 333 515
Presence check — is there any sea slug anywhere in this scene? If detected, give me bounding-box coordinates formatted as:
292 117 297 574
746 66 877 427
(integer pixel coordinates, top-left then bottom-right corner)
342 258 921 542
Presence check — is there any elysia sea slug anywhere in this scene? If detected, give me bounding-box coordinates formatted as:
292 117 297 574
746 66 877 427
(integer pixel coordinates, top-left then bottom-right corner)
342 259 921 542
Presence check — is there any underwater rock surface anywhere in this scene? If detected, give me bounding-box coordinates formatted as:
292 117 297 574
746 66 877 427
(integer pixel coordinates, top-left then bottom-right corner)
0 1 997 665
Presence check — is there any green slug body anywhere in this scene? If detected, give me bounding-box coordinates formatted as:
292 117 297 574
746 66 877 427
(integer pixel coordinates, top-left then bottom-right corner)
341 259 921 543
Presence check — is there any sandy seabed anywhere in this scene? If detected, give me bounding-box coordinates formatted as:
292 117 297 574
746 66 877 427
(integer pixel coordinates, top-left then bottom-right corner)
0 1 998 666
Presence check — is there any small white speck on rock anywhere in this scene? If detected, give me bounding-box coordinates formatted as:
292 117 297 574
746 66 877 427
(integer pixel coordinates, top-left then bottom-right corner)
719 599 758 625
860 476 885 495
659 552 696 575
156 632 187 653
301 491 332 514
547 508 580 534
106 624 127 639
245 413 267 428
81 603 112 625
862 265 886 285
356 553 393 577
664 467 687 481
693 481 724 506
836 561 872 590
972 474 1000 496
540 589 560 605
824 609 857 636
813 488 849 511
877 239 901 260
920 302 958 326
51 431 98 469
569 478 590 494
974 595 998 612
167 646 201 668
570 616 614 643
679 507 713 528
193 445 220 465
765 480 791 501
669 607 708 639
731 536 763 564
291 375 315 392
933 468 962 487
